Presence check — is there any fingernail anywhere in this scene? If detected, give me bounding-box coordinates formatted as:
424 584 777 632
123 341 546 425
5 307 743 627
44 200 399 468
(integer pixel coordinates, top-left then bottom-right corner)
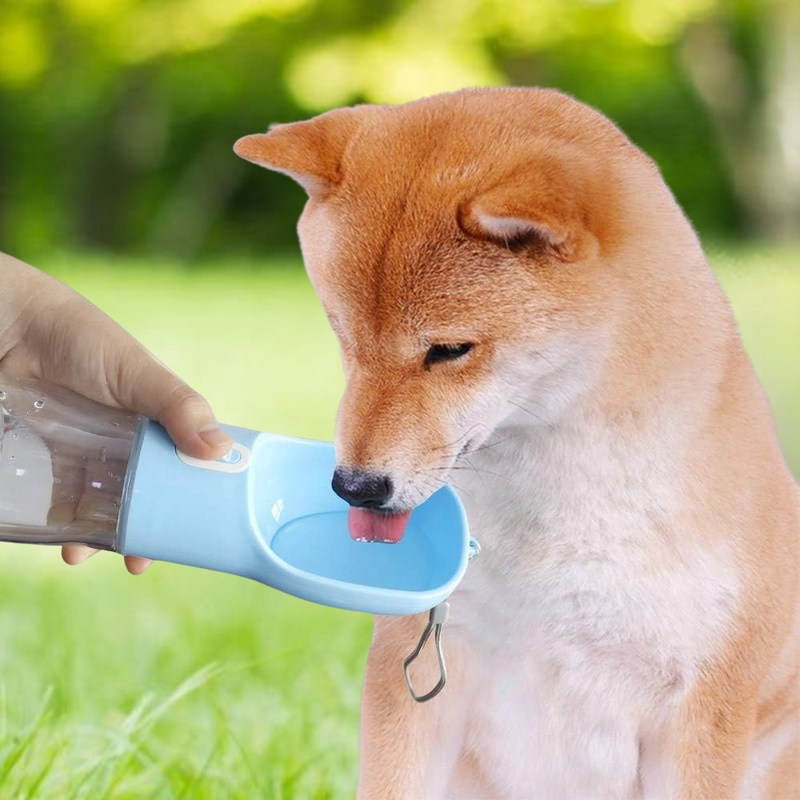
198 423 232 448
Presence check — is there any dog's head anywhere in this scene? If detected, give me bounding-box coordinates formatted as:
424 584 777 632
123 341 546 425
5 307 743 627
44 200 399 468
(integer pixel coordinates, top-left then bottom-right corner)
235 88 653 539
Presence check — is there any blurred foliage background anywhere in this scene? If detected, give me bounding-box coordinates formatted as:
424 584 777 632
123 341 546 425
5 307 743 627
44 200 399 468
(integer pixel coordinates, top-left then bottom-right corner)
1 0 799 259
0 0 797 797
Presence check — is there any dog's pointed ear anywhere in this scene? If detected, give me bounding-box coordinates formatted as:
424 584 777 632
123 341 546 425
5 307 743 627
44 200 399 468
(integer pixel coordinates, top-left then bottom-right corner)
234 107 363 198
460 181 583 261
460 154 609 262
463 199 568 251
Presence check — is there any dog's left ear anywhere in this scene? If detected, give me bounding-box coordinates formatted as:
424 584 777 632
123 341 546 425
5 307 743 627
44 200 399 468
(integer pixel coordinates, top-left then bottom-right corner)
460 152 614 262
234 106 364 198
462 188 572 255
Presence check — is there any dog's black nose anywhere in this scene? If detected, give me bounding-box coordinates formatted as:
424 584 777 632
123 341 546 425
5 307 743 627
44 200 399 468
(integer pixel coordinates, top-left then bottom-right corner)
331 467 393 508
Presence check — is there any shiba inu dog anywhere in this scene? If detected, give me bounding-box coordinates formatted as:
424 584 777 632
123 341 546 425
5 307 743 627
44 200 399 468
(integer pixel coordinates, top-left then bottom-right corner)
235 87 799 800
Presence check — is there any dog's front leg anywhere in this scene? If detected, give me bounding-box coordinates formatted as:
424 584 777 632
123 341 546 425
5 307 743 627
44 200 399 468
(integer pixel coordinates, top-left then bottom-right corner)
672 662 763 800
357 614 471 800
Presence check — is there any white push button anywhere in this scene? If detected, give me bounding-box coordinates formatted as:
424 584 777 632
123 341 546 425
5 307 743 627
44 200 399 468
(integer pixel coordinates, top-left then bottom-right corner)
176 443 250 473
218 448 242 465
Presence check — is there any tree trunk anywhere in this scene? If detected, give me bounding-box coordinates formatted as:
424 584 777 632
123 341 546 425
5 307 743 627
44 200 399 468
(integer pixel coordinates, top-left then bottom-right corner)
680 0 800 240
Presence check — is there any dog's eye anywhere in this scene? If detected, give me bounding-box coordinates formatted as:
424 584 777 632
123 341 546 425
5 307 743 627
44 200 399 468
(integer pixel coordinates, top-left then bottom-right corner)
425 343 473 368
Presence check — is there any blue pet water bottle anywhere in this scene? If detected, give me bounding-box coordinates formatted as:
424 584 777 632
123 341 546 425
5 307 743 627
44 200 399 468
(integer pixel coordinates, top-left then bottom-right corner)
0 373 477 701
0 373 472 615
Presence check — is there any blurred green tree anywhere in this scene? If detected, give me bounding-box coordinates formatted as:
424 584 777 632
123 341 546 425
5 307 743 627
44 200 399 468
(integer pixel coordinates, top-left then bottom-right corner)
0 0 796 260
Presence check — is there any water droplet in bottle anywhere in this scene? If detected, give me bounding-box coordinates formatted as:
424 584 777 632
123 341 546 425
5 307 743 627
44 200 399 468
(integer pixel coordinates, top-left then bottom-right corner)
100 447 108 462
33 399 44 410
0 391 5 400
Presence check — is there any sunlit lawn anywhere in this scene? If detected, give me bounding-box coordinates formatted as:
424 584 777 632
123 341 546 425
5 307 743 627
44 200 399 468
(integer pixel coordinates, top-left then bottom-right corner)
0 244 797 798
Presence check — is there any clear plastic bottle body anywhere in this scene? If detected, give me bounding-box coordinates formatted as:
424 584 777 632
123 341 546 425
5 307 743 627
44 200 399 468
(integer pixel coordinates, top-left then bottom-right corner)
0 373 138 549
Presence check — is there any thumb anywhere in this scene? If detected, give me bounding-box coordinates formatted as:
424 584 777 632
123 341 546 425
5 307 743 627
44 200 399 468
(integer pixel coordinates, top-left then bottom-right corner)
19 287 235 460
108 345 233 461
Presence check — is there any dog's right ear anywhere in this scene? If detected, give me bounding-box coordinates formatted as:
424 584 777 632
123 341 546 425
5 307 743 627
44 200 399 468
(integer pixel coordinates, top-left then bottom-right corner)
233 107 363 198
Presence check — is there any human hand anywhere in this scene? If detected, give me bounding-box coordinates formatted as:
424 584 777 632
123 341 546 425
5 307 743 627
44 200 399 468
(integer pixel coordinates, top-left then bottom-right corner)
0 252 233 573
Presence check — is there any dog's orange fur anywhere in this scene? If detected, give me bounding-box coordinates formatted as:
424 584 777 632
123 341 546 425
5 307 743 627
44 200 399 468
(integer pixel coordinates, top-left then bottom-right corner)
236 88 799 799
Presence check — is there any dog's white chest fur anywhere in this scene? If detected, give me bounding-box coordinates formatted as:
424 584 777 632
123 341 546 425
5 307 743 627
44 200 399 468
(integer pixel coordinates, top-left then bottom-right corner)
444 420 739 800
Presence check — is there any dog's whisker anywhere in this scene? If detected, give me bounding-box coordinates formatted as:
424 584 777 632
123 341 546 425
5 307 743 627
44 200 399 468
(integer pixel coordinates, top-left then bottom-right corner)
441 478 473 499
413 468 476 500
452 467 507 480
468 435 517 455
429 436 516 471
506 398 555 430
430 424 482 453
460 454 488 486
530 349 558 370
429 457 504 474
429 465 508 480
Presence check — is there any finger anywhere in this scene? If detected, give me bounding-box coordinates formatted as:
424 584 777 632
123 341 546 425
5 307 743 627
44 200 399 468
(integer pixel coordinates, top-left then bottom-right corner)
21 292 233 461
62 543 100 565
156 385 234 461
109 346 233 461
124 555 152 575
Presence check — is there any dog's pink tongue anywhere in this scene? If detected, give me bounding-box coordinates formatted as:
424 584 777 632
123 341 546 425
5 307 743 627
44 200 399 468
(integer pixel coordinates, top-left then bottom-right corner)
348 508 411 544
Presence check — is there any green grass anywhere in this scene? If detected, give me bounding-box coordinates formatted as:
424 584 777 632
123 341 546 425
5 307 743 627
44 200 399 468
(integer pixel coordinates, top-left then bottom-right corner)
0 244 797 798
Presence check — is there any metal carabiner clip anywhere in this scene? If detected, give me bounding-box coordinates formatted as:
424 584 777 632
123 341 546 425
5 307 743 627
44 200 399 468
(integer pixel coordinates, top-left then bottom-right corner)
402 539 479 703
403 601 450 703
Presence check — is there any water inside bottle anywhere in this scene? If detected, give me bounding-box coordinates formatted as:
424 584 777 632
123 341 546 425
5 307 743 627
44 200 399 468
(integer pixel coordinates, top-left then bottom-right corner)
0 375 138 548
